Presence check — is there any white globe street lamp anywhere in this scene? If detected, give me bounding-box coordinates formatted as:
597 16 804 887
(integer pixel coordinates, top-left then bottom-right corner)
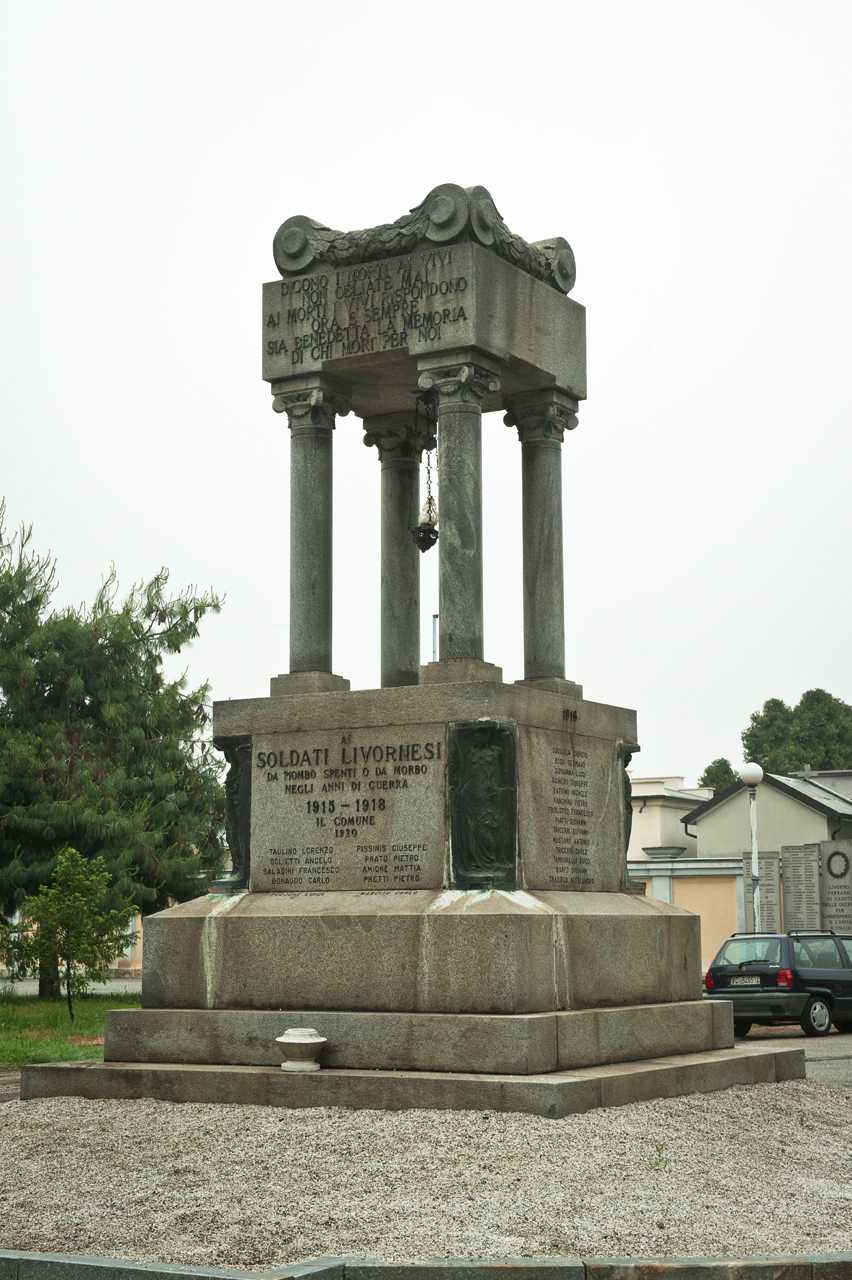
740 763 765 932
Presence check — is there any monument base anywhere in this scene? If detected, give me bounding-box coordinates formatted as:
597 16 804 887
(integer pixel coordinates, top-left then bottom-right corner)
140 889 702 1016
21 1043 805 1118
102 1000 734 1074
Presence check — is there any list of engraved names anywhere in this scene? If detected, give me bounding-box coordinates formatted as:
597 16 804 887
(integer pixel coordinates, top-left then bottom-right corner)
250 725 446 893
548 745 593 886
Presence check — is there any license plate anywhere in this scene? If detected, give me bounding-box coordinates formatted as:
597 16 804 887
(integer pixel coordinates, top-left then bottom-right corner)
730 975 761 986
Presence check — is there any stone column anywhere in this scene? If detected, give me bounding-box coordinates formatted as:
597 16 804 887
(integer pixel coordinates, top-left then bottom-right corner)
363 412 432 688
505 389 578 682
418 356 501 664
272 379 350 678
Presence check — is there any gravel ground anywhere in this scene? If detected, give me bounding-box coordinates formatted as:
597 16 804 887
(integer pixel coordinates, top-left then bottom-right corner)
2 1081 851 1267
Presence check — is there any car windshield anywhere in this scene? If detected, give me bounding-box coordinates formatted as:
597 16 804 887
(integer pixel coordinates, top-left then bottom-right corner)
714 938 781 966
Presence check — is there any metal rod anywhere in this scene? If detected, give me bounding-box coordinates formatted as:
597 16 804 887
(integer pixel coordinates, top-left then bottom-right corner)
749 784 761 932
432 614 438 664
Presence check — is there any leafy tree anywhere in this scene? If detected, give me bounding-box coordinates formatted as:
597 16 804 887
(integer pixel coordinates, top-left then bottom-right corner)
741 689 852 775
697 757 738 793
0 503 227 995
0 847 137 1020
701 689 852 786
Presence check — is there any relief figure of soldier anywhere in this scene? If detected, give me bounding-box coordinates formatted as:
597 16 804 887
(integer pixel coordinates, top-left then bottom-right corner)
449 721 518 889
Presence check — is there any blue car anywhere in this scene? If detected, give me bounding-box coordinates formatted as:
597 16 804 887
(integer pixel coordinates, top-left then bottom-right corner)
703 930 852 1037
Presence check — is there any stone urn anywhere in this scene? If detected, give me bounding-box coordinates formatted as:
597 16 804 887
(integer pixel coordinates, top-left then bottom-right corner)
275 1027 327 1072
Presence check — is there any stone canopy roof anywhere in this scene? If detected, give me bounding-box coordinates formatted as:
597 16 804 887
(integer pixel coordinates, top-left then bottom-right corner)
272 183 577 294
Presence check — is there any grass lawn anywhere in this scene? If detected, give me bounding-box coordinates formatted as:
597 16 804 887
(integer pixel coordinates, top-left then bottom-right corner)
0 991 141 1068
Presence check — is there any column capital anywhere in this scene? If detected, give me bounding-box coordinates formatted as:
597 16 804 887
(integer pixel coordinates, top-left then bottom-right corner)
361 410 434 464
417 353 501 406
503 388 579 444
271 375 351 429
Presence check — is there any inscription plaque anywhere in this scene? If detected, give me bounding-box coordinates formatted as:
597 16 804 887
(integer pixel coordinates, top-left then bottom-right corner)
742 853 782 932
250 724 446 892
263 248 473 379
518 726 621 892
781 844 822 930
820 841 852 932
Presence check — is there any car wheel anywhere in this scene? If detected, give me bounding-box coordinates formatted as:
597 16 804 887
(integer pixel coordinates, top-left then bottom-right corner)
801 997 832 1037
733 1019 752 1037
833 1019 852 1033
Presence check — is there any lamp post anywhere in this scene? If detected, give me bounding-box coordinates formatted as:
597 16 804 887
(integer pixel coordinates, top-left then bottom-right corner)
740 762 764 932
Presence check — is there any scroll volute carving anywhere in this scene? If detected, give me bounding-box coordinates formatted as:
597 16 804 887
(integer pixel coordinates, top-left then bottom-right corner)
273 184 576 295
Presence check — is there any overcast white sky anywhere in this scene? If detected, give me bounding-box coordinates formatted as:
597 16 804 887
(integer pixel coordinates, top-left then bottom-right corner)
2 1 850 786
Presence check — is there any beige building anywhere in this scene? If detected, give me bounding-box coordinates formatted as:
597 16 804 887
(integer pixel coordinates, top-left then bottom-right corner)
681 772 852 859
628 770 852 970
627 776 713 860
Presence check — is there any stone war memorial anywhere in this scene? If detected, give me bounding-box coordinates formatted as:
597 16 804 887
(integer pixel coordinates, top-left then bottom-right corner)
23 184 804 1115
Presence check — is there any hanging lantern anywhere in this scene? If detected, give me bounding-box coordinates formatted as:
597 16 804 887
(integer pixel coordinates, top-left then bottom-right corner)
413 494 439 553
412 431 439 552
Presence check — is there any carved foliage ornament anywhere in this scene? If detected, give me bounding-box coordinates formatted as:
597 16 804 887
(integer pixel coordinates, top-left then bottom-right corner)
273 184 576 295
361 413 435 463
503 395 580 443
272 386 351 428
417 364 500 405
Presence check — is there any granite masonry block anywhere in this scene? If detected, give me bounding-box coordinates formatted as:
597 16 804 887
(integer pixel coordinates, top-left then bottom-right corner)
14 1256 276 1280
22 1047 800 1118
346 1264 584 1280
812 1258 852 1280
105 1008 559 1075
4 1255 852 1280
582 1259 813 1280
140 890 699 1015
710 1000 735 1049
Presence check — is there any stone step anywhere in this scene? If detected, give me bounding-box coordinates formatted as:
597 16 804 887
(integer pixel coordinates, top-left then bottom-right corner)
21 1044 804 1118
103 1000 734 1075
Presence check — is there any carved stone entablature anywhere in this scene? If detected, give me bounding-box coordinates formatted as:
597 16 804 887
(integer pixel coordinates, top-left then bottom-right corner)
273 184 577 295
272 383 351 429
418 363 501 406
362 411 434 464
503 389 580 444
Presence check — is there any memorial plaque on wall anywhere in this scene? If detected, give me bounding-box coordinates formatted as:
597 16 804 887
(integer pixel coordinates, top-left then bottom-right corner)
250 724 447 892
518 727 621 892
781 844 822 930
820 841 852 932
742 853 782 932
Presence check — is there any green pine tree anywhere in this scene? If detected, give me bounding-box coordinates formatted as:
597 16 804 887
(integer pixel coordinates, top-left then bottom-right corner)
0 847 138 1020
0 502 227 995
697 757 738 793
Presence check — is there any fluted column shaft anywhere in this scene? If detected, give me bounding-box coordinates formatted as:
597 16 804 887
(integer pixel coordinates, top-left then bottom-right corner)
418 359 500 661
